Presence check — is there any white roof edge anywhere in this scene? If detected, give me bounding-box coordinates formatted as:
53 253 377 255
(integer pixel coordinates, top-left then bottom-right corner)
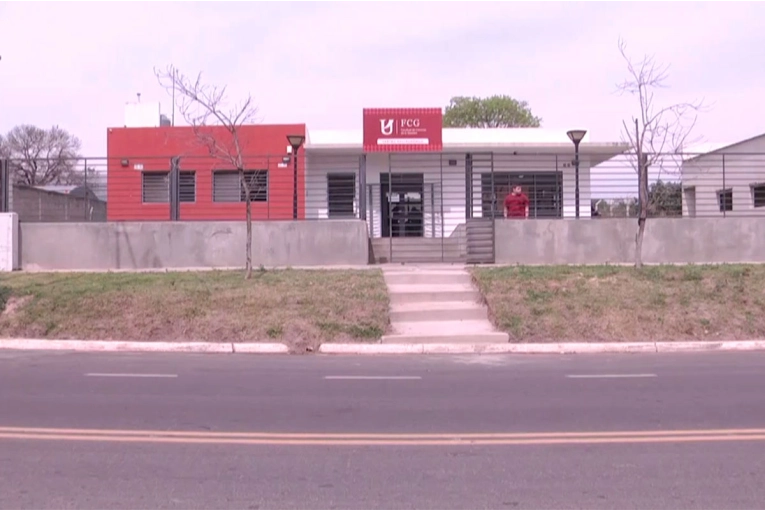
305 127 627 153
305 142 629 153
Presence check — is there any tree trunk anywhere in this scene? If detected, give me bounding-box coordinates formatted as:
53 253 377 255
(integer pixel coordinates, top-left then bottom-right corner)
245 196 252 280
635 217 646 268
240 169 253 280
634 153 649 269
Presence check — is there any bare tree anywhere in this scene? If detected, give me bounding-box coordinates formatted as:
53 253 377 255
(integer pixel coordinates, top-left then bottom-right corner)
3 125 82 186
155 65 261 279
616 38 706 268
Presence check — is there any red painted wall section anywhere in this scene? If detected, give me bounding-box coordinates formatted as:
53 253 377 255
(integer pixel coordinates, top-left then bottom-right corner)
106 124 307 221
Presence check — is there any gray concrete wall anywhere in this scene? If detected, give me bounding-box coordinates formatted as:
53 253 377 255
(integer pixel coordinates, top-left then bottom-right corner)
20 220 369 270
495 218 765 265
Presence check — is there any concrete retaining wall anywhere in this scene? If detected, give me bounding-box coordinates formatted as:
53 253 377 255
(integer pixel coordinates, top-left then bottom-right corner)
17 217 765 271
20 220 369 270
0 213 19 271
495 218 765 265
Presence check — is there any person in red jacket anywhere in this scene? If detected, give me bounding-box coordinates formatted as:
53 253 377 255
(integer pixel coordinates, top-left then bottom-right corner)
504 185 529 219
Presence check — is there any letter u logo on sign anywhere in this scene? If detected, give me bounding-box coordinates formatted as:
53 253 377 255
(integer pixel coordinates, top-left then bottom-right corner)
380 119 394 136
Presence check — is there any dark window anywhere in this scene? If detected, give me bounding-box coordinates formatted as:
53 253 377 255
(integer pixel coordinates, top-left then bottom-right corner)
141 171 196 204
327 173 356 218
752 184 765 208
480 172 563 218
213 170 268 203
717 188 733 212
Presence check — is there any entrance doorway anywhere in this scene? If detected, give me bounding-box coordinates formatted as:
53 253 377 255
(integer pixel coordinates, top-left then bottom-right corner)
380 173 424 238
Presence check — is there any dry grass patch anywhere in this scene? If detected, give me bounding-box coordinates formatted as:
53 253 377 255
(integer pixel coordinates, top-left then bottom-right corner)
471 265 765 343
0 269 389 350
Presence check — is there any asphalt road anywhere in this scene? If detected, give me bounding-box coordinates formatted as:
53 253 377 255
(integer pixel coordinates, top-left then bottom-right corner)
1 350 765 509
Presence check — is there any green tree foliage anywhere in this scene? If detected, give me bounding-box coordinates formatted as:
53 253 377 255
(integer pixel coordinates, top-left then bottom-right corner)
443 95 542 128
648 180 682 217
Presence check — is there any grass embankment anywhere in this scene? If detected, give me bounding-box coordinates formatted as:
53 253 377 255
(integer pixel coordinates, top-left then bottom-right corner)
0 270 389 350
471 265 765 343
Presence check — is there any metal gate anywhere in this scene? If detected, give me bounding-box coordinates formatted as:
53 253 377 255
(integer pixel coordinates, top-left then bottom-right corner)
465 152 495 264
367 152 496 264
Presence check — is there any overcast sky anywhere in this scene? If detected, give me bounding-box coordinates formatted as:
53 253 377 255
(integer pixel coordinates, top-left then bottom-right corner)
1 1 763 165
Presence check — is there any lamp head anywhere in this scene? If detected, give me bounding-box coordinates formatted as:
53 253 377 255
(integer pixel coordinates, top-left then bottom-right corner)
566 129 587 144
287 134 305 150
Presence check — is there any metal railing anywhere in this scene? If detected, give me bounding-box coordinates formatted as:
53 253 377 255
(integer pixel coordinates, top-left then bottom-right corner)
1 151 763 225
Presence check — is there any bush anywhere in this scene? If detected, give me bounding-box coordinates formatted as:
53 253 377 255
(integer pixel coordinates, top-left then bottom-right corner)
0 285 10 312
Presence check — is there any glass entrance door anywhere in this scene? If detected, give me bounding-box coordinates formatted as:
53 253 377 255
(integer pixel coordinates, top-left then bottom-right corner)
380 173 425 238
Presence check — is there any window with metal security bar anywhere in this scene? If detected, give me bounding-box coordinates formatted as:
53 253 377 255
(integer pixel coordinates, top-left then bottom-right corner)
142 171 196 203
480 172 563 218
327 173 356 218
751 184 765 208
717 188 733 212
179 172 196 202
213 170 268 203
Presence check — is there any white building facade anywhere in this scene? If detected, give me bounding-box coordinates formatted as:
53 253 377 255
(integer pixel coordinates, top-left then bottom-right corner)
302 126 627 262
682 134 765 218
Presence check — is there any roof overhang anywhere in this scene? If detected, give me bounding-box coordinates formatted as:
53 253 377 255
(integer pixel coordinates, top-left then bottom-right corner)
305 138 629 166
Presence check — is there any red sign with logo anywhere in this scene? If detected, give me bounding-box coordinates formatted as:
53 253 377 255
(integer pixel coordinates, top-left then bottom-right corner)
363 108 443 152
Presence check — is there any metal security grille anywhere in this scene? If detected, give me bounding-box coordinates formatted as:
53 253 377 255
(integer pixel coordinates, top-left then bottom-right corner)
178 172 196 203
327 173 356 218
466 153 495 264
213 170 268 202
142 171 196 203
142 172 169 203
481 172 563 218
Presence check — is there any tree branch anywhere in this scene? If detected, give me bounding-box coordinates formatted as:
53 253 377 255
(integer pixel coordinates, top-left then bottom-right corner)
155 65 262 279
616 37 711 267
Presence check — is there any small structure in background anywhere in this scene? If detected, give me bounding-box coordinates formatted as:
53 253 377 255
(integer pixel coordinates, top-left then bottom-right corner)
12 184 106 222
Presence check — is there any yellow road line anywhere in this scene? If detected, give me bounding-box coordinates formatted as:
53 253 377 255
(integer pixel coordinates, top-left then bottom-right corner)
2 432 765 446
1 426 765 440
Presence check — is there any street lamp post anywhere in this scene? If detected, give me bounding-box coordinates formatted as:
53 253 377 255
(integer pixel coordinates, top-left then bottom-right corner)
566 129 587 218
287 134 306 220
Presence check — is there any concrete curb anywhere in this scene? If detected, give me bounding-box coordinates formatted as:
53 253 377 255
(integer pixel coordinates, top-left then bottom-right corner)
0 339 289 354
318 341 765 355
2 339 764 356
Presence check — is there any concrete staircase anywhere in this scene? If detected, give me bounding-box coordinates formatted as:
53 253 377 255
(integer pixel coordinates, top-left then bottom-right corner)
370 238 465 264
382 265 509 344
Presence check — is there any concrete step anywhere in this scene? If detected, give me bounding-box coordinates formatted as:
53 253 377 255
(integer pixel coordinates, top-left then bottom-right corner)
390 301 487 322
384 271 474 286
380 263 467 270
387 284 479 304
381 332 510 344
390 319 497 336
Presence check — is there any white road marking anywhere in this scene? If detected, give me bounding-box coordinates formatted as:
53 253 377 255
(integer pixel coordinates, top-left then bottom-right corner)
84 373 178 378
323 376 422 380
566 373 657 379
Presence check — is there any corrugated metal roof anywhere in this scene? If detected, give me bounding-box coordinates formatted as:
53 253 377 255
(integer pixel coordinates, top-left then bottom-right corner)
34 185 79 194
